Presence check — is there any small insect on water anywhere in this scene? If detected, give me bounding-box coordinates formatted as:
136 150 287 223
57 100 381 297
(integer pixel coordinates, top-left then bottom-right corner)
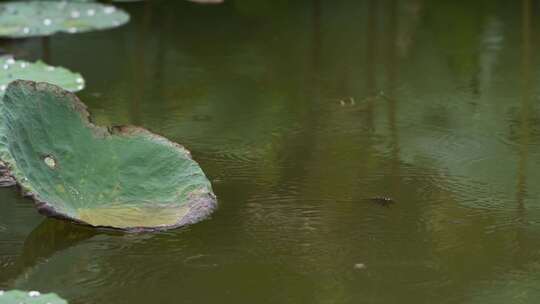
369 196 395 207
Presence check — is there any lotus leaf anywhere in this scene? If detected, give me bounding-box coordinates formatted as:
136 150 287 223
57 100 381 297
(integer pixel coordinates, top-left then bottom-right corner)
0 80 217 231
0 290 68 304
0 1 129 38
0 56 84 96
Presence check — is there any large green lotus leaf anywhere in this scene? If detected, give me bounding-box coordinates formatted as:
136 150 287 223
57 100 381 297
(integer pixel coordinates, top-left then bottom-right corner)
0 290 68 304
0 80 217 231
0 1 129 38
0 56 84 96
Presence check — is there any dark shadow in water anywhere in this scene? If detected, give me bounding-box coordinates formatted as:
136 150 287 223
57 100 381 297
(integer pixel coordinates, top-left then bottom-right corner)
311 0 321 74
516 0 532 216
364 0 378 129
41 37 51 63
0 219 98 285
385 0 401 195
278 0 324 174
131 0 154 125
155 5 174 97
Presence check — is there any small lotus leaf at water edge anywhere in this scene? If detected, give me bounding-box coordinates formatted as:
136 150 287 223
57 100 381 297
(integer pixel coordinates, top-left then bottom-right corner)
0 290 68 304
0 56 84 96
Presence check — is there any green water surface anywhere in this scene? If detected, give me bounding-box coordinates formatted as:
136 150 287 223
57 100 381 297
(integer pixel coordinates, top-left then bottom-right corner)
1 0 540 303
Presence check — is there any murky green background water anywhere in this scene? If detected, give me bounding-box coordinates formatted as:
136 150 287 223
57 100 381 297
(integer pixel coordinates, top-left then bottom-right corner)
1 0 540 303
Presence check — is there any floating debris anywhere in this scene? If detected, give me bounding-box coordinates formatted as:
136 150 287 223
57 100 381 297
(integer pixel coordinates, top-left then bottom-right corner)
0 80 217 231
0 1 129 38
330 96 357 107
354 263 366 270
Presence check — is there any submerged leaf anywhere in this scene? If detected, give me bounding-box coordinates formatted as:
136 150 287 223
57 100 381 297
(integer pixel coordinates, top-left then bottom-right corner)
0 56 84 96
0 80 217 231
0 1 129 38
0 290 68 304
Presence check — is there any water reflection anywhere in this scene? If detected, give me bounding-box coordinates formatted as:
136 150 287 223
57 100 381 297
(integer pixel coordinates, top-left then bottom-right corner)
0 219 97 286
516 0 532 211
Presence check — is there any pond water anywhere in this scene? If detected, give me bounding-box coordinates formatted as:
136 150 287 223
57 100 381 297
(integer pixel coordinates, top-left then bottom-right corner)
1 0 540 303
